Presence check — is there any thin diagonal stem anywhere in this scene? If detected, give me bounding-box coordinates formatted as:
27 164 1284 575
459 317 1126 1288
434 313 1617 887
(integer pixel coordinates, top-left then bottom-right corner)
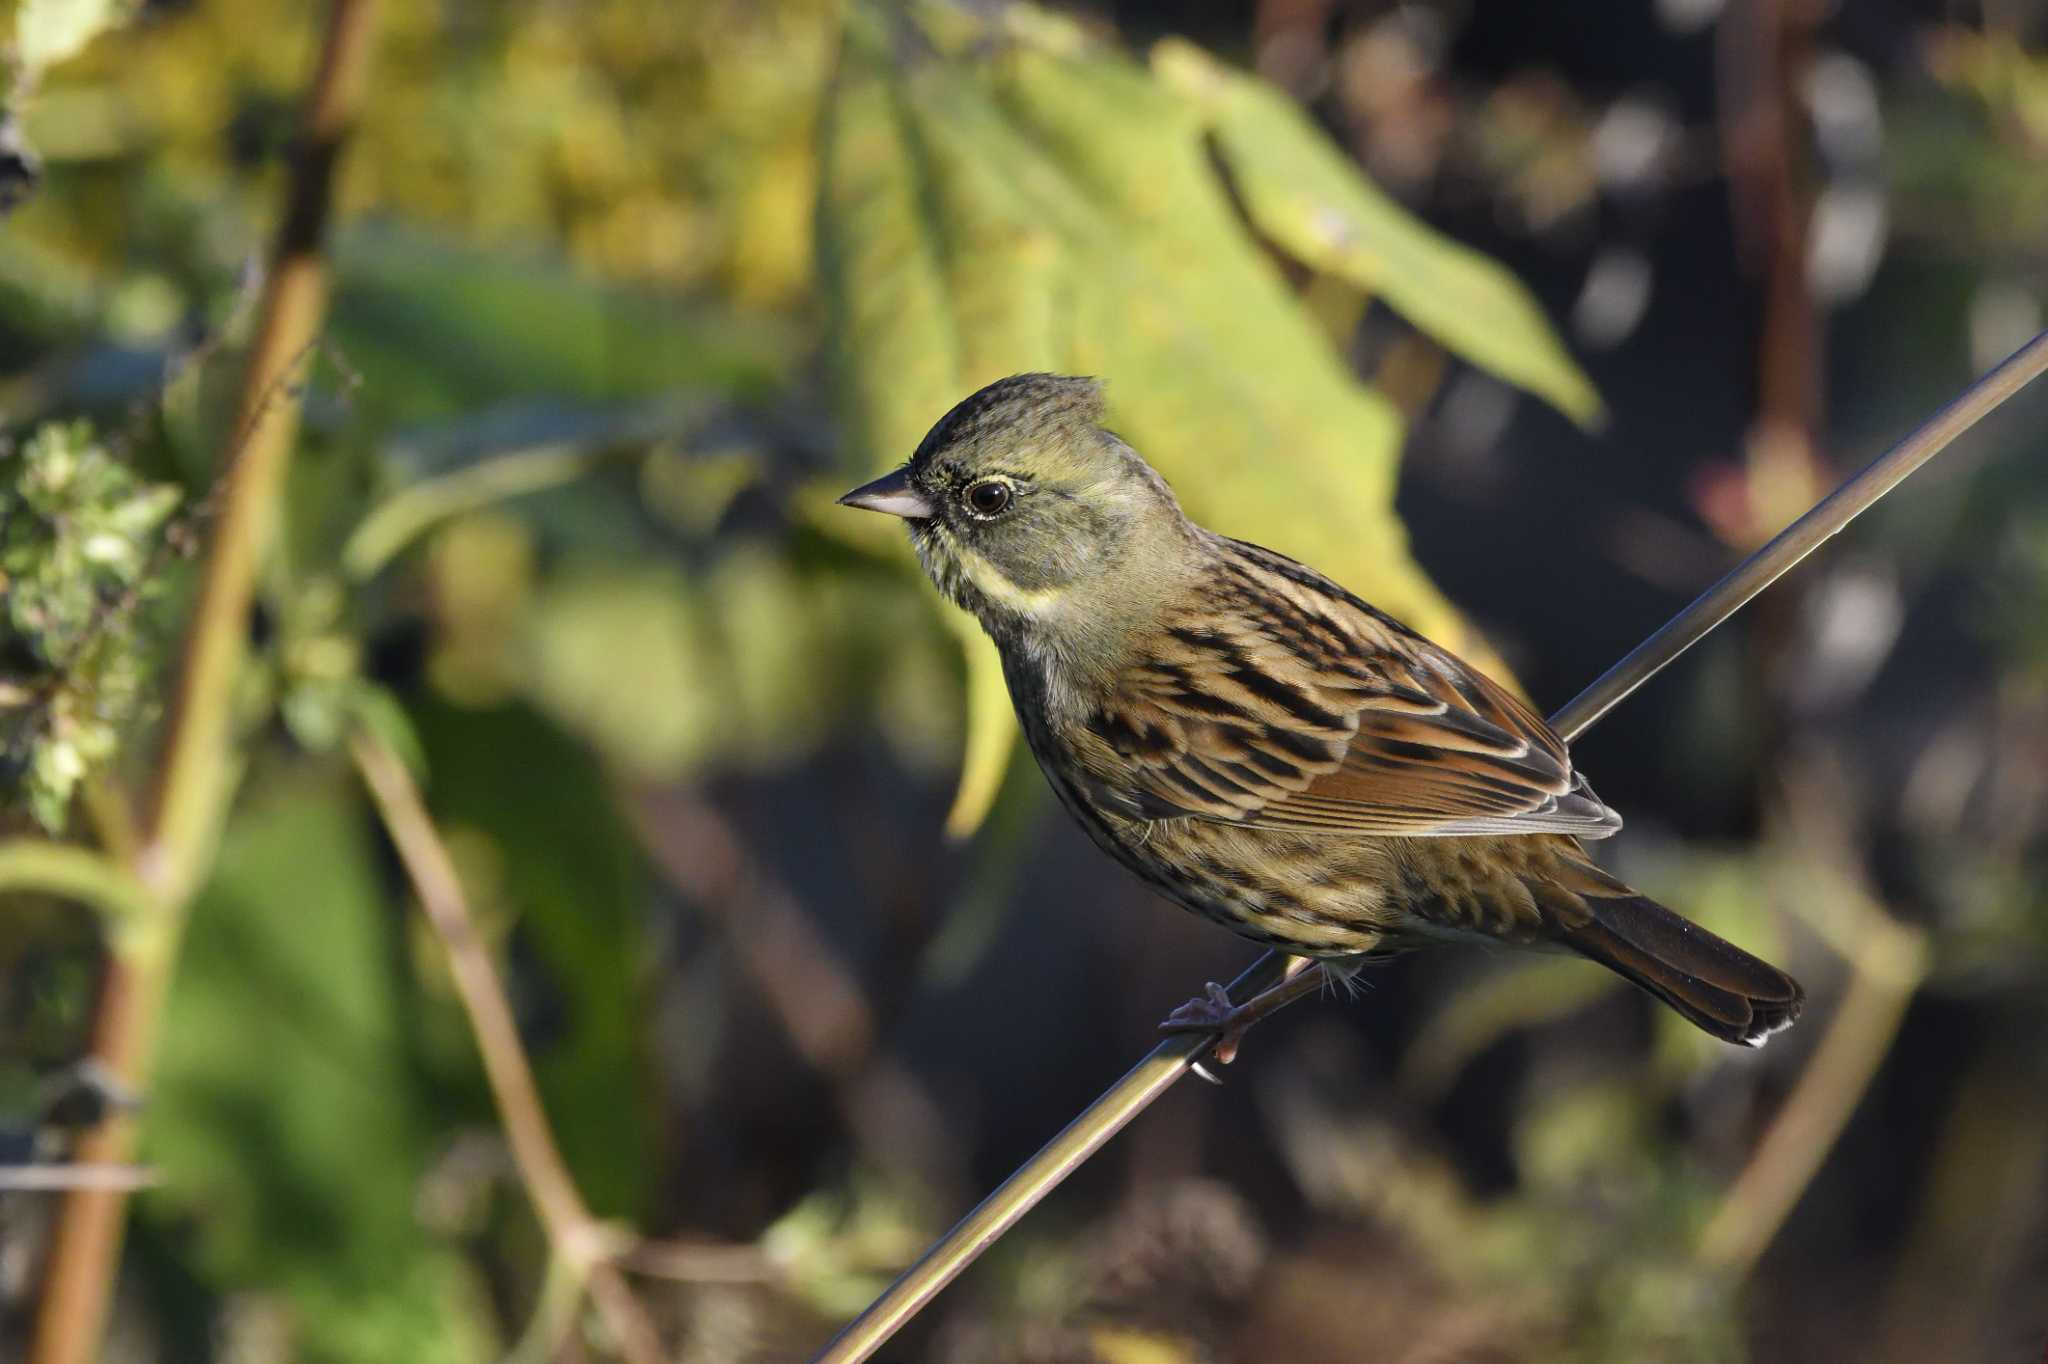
351 731 668 1364
811 328 2048 1364
812 951 1298 1359
1550 327 2048 744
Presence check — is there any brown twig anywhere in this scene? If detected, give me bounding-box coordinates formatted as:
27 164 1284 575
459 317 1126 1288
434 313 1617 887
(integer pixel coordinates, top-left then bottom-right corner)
1689 2 1919 1277
630 791 965 1202
606 1236 782 1286
351 730 669 1364
0 1166 161 1193
24 897 173 1364
634 792 878 1076
1721 0 1825 457
26 10 379 1361
140 33 379 897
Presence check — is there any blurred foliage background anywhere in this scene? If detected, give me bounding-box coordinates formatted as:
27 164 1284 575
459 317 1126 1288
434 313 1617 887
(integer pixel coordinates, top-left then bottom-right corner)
2 0 2047 1361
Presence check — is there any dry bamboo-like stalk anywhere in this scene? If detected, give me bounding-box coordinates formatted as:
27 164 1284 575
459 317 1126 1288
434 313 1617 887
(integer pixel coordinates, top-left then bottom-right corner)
27 7 380 1362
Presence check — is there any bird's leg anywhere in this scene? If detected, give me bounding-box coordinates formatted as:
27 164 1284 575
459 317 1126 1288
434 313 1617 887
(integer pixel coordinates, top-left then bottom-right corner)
1158 958 1328 1064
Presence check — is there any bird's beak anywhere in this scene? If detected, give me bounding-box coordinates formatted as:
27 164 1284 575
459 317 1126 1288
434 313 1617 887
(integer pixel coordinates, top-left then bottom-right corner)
837 468 936 520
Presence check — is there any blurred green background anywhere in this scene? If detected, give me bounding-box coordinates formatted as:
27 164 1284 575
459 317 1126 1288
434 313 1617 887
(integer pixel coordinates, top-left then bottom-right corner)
3 0 2047 1360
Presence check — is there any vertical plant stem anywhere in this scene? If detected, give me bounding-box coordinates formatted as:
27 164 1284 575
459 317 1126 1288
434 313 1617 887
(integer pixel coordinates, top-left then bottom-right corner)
25 917 177 1364
1721 0 1824 452
27 7 379 1364
141 0 379 899
352 732 668 1364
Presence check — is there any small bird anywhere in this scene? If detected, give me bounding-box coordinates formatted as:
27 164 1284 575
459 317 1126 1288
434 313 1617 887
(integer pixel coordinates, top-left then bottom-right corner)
840 374 1802 1056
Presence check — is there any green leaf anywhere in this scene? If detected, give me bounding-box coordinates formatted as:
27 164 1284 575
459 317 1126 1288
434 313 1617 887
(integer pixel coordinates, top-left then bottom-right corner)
818 3 1541 834
521 562 733 781
146 772 485 1364
817 16 1061 833
14 0 134 81
1152 38 1604 428
944 619 1016 838
517 543 925 787
329 226 792 424
816 13 964 468
0 420 180 831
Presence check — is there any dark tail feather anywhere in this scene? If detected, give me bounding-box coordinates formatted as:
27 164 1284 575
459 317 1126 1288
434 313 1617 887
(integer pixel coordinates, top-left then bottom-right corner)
1558 894 1804 1047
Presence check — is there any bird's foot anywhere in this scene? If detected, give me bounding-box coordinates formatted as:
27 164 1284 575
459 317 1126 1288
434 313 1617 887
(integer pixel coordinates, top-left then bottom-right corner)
1158 961 1336 1070
1159 981 1254 1065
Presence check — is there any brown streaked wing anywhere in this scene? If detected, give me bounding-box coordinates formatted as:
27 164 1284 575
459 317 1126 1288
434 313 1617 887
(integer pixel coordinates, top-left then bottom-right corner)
1081 613 1361 822
1086 540 1622 839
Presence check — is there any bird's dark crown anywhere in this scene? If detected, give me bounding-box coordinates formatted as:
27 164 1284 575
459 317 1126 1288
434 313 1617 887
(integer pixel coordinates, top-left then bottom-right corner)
908 372 1105 472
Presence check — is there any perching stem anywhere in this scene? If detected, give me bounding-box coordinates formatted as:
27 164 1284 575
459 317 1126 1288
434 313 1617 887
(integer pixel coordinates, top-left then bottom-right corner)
1549 328 2048 745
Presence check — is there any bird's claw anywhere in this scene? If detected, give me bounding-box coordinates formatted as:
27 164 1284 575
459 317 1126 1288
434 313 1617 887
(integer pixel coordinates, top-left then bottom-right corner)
1159 981 1249 1065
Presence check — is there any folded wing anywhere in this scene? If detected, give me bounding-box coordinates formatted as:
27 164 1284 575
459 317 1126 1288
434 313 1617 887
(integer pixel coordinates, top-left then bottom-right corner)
1083 541 1621 840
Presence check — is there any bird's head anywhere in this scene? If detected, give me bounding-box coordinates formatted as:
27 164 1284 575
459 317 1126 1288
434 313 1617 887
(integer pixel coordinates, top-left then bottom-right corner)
839 374 1192 648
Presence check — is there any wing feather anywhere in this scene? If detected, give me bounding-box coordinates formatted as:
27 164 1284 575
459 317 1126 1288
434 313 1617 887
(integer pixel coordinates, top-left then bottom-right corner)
1079 540 1622 839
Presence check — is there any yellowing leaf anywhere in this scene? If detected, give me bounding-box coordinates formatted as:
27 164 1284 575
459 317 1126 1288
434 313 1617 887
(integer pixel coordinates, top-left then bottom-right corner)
818 3 1557 835
944 619 1017 838
820 18 1064 836
975 30 1506 664
1091 1327 1198 1364
14 0 134 80
1153 38 1604 428
817 13 962 467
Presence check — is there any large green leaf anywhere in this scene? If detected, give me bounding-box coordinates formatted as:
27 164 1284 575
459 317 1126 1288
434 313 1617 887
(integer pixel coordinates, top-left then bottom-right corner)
516 542 936 786
816 16 1064 831
816 16 969 468
816 2 1531 835
146 771 484 1364
1152 38 1603 427
329 226 792 424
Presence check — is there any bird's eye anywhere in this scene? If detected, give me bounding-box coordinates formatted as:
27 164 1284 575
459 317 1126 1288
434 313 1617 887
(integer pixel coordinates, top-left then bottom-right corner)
963 479 1014 518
